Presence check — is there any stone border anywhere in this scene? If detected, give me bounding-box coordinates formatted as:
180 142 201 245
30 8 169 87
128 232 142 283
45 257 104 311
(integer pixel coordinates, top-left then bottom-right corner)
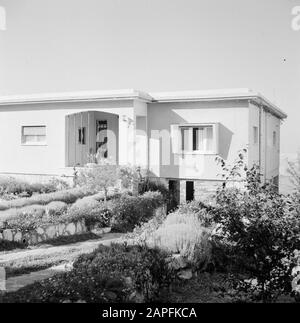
0 204 165 245
0 220 111 245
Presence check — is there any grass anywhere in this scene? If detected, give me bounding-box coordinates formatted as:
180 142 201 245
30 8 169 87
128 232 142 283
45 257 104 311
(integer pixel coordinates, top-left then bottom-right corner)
36 232 101 247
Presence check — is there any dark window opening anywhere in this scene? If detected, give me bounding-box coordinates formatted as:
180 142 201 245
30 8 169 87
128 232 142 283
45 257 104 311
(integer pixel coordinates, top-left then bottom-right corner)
168 180 180 211
186 181 194 202
78 127 86 145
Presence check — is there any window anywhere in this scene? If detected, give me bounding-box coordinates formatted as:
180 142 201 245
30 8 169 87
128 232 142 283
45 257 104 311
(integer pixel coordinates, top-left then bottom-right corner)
181 125 214 153
186 181 194 202
22 126 46 145
253 126 258 145
273 131 277 147
78 127 86 145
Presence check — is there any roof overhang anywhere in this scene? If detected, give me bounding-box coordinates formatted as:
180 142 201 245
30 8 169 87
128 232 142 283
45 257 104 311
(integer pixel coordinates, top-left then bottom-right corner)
149 88 287 119
0 88 287 119
0 89 153 106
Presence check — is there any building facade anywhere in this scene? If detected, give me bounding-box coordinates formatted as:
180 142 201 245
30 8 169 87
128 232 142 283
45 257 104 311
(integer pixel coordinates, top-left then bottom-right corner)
0 88 287 203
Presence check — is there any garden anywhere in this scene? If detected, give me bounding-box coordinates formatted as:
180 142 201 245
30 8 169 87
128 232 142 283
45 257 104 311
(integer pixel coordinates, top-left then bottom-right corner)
1 152 300 303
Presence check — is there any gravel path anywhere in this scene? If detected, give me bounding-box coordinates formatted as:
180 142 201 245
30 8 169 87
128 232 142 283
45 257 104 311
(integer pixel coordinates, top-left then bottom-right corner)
0 233 123 293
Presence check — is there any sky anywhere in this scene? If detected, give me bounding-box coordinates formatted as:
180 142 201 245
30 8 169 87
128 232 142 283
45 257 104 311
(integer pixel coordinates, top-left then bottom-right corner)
0 0 299 156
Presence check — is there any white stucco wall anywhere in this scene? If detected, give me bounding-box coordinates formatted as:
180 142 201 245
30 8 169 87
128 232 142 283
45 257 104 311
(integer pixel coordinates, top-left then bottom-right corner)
249 102 281 182
147 100 249 180
264 111 281 180
0 100 136 176
0 97 282 183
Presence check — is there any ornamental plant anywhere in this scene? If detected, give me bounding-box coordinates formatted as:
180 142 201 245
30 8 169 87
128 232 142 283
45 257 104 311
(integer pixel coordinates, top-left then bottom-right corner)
212 150 300 302
77 158 118 201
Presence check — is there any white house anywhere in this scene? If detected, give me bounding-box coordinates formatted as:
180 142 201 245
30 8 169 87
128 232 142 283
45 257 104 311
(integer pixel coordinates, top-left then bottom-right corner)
0 88 287 203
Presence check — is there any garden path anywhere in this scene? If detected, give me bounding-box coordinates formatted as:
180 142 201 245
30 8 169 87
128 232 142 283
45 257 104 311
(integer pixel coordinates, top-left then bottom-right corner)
1 233 123 292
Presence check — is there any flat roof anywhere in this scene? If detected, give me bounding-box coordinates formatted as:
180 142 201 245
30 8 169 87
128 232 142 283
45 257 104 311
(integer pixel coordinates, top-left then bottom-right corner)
0 88 287 119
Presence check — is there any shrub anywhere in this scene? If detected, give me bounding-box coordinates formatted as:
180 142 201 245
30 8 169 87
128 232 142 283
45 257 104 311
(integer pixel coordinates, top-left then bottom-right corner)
212 152 300 302
0 176 69 199
0 202 68 231
118 165 140 190
0 239 28 252
125 206 167 244
3 205 56 231
0 244 175 303
77 159 118 200
62 197 112 229
150 211 212 270
176 200 214 227
287 151 300 193
74 244 175 302
138 177 169 200
110 191 164 232
45 201 68 216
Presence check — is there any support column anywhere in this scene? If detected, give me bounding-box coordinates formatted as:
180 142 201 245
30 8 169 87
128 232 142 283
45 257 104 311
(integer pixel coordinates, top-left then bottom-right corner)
118 113 135 166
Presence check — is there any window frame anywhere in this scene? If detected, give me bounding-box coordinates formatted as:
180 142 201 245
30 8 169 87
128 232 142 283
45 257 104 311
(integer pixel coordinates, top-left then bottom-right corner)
178 123 219 155
21 125 47 146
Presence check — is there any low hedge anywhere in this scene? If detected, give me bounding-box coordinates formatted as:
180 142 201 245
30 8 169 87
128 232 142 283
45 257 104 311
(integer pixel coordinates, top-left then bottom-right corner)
0 176 69 198
0 239 28 252
0 191 164 233
0 244 175 303
0 188 93 211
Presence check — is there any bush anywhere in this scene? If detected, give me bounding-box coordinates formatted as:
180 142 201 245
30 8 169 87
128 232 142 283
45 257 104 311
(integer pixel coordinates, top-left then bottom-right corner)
211 152 300 302
73 243 175 302
0 239 28 252
176 201 214 227
45 201 68 216
125 206 167 244
0 188 93 211
3 205 57 231
110 191 164 232
62 197 112 229
0 176 69 199
150 211 212 270
0 201 69 231
77 159 118 200
118 165 140 190
138 178 169 200
0 244 175 303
